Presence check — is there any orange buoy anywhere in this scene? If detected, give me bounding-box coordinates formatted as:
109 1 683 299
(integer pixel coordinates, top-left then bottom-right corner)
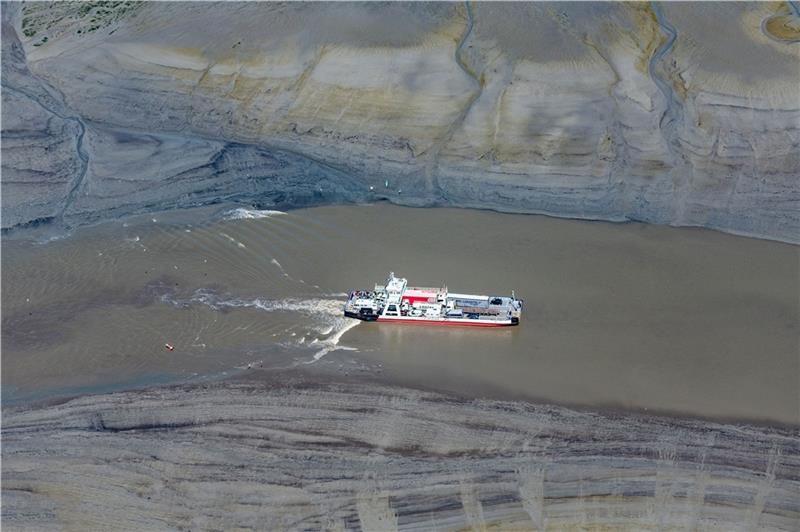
165 343 175 351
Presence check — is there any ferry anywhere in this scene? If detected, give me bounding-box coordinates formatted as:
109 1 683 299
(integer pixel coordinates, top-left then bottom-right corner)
344 272 522 327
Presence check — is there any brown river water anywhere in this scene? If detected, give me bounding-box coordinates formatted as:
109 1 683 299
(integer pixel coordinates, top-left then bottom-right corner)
2 204 798 424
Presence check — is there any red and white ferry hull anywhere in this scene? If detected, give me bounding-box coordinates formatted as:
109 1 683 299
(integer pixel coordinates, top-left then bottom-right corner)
376 316 517 327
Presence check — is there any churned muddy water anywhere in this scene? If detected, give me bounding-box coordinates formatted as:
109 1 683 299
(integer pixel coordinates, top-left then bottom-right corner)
2 204 798 424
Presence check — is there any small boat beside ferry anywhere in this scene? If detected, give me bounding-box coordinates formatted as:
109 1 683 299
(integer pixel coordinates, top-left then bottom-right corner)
344 272 522 327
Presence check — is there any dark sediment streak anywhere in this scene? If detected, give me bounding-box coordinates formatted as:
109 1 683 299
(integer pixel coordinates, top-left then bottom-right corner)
3 374 799 530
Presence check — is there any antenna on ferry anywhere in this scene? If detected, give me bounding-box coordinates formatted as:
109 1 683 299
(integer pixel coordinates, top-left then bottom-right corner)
512 289 516 300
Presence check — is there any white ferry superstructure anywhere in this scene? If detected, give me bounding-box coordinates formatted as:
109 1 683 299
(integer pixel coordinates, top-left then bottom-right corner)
344 272 522 327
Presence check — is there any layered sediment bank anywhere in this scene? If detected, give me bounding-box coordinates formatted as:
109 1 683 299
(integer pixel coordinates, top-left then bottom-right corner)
3 2 799 242
3 375 799 531
3 3 798 528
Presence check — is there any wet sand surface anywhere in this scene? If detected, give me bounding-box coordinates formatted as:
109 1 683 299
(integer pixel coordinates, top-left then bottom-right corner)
4 372 799 531
2 204 798 424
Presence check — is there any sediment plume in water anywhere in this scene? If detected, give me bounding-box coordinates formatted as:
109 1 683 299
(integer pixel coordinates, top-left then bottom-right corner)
2 204 797 424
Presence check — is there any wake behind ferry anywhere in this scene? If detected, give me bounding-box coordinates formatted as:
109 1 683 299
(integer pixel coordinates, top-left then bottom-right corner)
344 272 523 327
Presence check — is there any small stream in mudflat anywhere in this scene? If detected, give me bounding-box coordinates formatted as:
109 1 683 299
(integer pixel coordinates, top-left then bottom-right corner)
3 203 797 424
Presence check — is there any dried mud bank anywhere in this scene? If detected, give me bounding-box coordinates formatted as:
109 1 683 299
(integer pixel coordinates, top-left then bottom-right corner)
3 377 799 531
3 2 799 242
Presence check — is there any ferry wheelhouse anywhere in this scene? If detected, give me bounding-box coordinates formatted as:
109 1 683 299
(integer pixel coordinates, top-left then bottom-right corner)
344 272 522 327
